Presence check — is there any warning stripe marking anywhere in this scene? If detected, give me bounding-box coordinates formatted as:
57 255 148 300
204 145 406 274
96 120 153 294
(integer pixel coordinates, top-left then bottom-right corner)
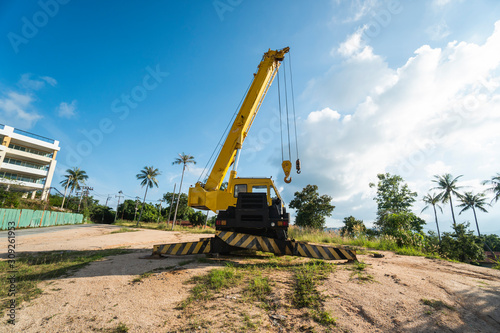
153 240 211 255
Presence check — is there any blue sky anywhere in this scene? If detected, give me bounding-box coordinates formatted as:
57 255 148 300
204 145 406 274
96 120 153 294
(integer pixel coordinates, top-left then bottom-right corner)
1 0 500 234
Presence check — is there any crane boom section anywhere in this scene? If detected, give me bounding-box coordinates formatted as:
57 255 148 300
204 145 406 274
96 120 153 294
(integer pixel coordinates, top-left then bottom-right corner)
204 47 289 191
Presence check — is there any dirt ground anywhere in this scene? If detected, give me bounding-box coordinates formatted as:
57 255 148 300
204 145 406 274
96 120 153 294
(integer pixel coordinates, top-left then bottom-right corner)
2 224 500 332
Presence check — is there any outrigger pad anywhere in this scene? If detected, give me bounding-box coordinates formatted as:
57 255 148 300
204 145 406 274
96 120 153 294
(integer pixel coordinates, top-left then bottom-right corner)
216 231 357 261
152 232 357 261
152 238 212 256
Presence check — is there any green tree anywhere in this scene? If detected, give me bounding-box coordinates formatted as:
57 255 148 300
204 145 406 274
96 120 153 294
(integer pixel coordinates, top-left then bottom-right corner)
289 185 335 229
457 192 490 237
439 222 484 263
369 173 417 231
482 173 500 204
421 193 443 242
90 205 114 224
172 153 196 229
163 192 194 221
483 234 500 251
340 216 366 237
136 166 161 224
431 174 463 227
380 211 425 237
59 167 88 209
0 186 22 208
189 210 207 226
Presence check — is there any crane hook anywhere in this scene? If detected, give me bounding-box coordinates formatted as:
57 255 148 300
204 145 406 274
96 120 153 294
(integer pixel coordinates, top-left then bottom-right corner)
296 159 301 174
282 160 292 184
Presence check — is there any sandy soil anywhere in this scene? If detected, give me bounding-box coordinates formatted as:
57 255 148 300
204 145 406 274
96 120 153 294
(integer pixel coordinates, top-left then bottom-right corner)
2 224 500 332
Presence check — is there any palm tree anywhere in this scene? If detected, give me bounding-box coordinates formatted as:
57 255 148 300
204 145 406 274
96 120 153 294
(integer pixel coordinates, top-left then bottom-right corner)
421 193 443 242
457 192 490 237
482 173 500 204
172 153 196 229
431 174 463 227
136 166 161 224
59 167 88 209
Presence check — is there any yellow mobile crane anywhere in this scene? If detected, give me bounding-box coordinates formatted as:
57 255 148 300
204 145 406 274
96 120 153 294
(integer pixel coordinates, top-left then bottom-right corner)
152 48 356 261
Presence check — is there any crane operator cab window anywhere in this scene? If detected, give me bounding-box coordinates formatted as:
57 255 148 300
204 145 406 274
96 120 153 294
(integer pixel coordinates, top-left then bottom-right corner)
251 185 268 194
234 184 247 198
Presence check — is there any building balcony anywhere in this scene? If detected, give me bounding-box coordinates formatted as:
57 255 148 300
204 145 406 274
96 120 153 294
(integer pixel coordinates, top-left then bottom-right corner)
0 177 44 190
5 148 52 163
1 163 48 177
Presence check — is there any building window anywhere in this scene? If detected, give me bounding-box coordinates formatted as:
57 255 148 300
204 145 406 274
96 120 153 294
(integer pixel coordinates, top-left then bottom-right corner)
0 172 45 185
3 158 49 171
8 144 53 158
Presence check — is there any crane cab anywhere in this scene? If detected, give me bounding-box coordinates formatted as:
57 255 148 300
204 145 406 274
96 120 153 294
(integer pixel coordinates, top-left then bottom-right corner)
216 177 290 240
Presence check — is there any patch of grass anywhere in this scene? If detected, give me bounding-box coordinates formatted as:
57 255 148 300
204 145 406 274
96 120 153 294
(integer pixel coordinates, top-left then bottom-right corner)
132 271 153 283
131 265 177 283
178 259 195 266
421 298 455 311
197 257 213 264
347 261 374 283
395 247 429 257
246 272 271 301
288 226 446 261
113 322 129 332
311 310 336 326
291 261 337 327
242 312 259 330
113 220 215 234
178 264 243 309
0 249 132 316
110 227 138 234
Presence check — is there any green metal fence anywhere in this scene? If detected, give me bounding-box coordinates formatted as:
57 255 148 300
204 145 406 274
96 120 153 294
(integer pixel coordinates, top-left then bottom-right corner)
0 209 84 230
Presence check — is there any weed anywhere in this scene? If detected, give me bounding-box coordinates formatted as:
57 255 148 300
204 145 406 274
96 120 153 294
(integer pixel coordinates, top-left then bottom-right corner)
421 298 455 311
311 310 336 326
347 261 374 283
113 220 215 234
242 312 258 330
197 257 213 264
132 271 153 283
114 322 129 332
246 272 271 301
110 227 138 234
178 265 243 309
178 259 195 266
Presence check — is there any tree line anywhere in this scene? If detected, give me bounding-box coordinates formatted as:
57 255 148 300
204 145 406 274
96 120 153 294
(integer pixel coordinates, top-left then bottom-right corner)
289 172 500 263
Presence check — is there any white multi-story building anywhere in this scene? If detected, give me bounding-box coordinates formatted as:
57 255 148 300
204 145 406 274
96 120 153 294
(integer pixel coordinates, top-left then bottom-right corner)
0 124 60 200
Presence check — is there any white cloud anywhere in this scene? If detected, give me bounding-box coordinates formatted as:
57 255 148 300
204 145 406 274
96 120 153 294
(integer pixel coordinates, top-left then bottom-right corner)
299 21 500 230
57 100 77 118
426 21 451 40
41 76 57 86
306 28 396 112
341 0 380 23
0 91 42 128
18 73 57 90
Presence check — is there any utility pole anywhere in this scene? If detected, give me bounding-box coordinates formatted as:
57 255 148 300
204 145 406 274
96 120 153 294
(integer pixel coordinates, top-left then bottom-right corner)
204 210 210 228
157 199 164 223
167 183 176 229
114 190 123 223
102 194 112 223
133 196 140 221
77 190 83 213
78 186 93 213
